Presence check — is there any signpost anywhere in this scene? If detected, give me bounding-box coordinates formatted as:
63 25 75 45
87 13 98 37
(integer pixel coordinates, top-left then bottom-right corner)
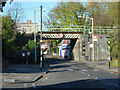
93 35 97 41
107 40 111 69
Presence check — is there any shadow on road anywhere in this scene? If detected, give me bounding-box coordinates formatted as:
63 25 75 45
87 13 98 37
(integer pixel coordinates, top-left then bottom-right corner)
2 55 72 73
2 78 120 89
37 78 120 89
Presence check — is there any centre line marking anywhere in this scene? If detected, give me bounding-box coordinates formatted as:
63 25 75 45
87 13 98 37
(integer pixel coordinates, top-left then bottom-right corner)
82 69 88 72
93 70 98 71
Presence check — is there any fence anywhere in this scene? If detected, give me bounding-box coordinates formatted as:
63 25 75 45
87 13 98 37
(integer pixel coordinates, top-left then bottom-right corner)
42 26 118 34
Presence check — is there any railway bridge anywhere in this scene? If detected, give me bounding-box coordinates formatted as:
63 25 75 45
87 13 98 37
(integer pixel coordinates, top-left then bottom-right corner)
37 26 118 61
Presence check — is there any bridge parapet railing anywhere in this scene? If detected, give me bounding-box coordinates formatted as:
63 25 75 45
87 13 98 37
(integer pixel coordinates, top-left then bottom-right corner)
42 26 118 34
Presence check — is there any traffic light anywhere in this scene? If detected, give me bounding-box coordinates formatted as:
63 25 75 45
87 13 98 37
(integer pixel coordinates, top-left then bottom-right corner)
88 32 92 42
82 41 86 56
107 40 111 45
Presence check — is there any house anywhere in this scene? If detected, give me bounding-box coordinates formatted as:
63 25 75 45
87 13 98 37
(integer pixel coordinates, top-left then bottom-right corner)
16 20 38 34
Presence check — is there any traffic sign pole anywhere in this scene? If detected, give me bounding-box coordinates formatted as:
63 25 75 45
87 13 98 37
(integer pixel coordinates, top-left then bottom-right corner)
107 40 111 69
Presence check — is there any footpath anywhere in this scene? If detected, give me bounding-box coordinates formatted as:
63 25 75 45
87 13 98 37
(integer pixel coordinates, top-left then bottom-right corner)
2 63 51 84
80 60 119 74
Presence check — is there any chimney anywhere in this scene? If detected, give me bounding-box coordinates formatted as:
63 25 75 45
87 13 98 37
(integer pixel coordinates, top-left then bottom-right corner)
27 20 31 23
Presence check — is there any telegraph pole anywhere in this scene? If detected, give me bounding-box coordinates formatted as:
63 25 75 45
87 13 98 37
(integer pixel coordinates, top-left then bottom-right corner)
34 10 37 64
40 5 43 70
91 18 94 62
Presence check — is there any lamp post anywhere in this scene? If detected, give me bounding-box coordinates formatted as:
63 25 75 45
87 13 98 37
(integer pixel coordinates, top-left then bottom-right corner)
34 6 45 70
78 16 94 62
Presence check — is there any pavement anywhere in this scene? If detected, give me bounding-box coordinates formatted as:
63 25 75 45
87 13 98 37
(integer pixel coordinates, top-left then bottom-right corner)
78 60 119 74
2 63 51 84
46 54 119 74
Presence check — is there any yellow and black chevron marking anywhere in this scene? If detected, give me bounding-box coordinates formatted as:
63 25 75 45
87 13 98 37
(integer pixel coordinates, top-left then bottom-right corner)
42 34 80 39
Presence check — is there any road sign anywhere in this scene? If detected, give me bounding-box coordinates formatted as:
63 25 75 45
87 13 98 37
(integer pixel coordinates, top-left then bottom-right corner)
89 44 93 48
93 35 97 41
61 44 70 49
41 44 47 50
58 33 64 38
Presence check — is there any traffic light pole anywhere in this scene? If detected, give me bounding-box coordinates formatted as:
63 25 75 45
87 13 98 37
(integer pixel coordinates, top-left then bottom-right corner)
108 42 111 69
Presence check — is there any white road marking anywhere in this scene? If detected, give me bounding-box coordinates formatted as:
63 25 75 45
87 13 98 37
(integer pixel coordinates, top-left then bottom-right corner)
68 69 74 71
80 78 91 80
46 77 48 79
24 83 28 88
82 69 88 72
32 83 37 88
88 74 90 77
42 79 45 81
93 69 98 71
82 72 84 74
95 77 98 80
74 68 77 69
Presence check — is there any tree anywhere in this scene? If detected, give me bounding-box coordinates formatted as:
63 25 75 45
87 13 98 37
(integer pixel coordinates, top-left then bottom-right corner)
107 2 118 27
85 2 110 26
2 15 15 59
6 2 25 23
85 2 118 27
43 2 85 31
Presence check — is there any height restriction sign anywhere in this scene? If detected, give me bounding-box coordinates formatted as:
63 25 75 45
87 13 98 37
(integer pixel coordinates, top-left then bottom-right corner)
93 35 97 41
41 44 47 50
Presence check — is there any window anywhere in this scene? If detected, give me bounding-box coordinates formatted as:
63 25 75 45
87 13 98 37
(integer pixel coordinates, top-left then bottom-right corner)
17 25 21 29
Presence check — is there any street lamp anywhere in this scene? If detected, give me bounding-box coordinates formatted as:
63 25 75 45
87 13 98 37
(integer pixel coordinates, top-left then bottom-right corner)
78 15 94 62
34 7 45 66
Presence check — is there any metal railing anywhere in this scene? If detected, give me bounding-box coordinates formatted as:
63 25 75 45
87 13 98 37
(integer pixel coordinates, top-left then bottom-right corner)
41 26 118 34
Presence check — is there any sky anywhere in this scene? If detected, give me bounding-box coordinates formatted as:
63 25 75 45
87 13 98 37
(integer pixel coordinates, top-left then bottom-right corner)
3 1 59 23
2 0 87 31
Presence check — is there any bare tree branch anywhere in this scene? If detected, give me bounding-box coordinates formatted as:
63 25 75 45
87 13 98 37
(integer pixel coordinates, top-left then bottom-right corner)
7 2 25 23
